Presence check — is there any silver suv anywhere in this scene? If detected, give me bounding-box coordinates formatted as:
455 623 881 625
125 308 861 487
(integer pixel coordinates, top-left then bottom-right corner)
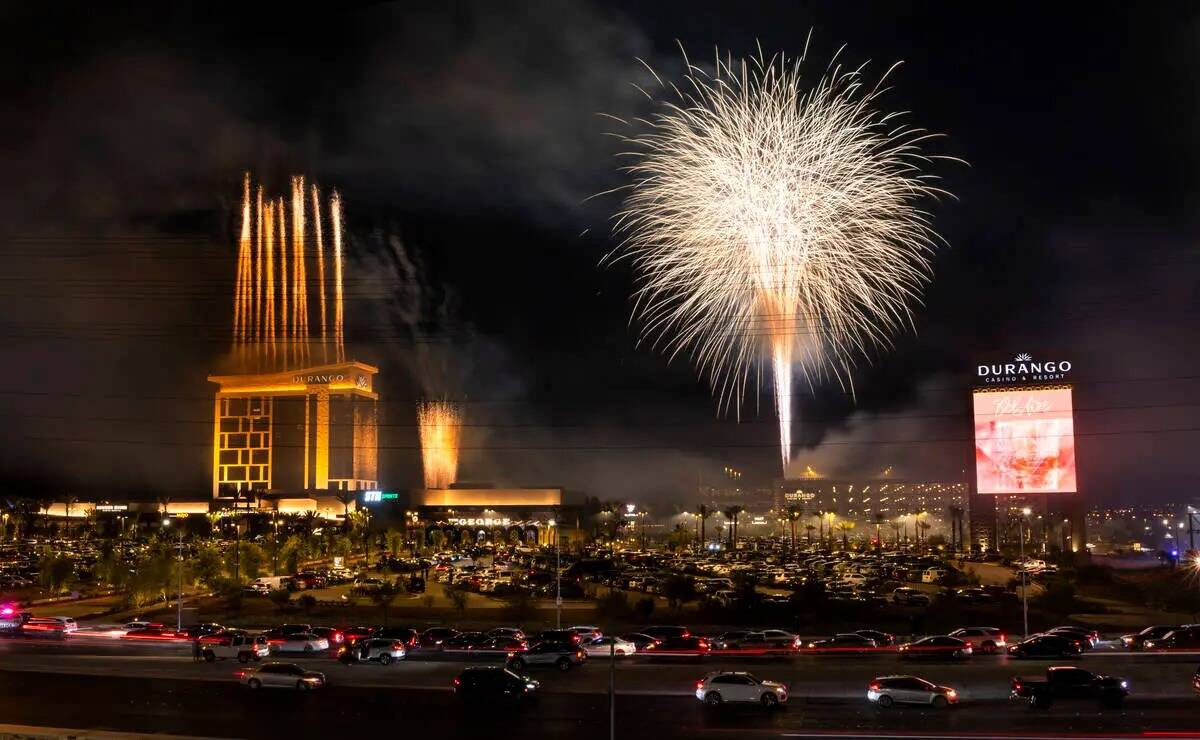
507 642 586 672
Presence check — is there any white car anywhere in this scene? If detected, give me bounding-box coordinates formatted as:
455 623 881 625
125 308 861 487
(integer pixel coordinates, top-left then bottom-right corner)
568 625 603 641
868 675 958 708
583 636 636 657
695 671 788 707
269 632 329 653
239 662 325 690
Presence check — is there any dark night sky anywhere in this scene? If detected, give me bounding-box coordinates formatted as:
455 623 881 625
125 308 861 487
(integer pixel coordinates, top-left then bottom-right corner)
0 1 1197 506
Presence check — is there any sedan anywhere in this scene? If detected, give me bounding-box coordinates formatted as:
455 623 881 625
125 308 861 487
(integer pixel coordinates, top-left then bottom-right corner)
1007 634 1082 659
583 636 636 657
268 632 330 653
1122 625 1177 651
695 671 788 708
898 636 972 660
619 633 661 650
487 627 526 641
855 630 896 647
568 625 603 641
644 636 710 656
868 675 958 708
805 634 878 655
239 662 325 690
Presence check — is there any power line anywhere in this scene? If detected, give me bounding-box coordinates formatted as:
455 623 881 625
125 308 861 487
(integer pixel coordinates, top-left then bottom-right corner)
0 425 1195 450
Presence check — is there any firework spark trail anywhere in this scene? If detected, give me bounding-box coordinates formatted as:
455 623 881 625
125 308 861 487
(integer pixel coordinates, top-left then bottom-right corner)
610 47 952 472
263 200 276 362
234 174 251 343
312 184 328 363
231 174 347 369
291 176 309 365
417 400 462 489
254 186 263 344
331 190 346 362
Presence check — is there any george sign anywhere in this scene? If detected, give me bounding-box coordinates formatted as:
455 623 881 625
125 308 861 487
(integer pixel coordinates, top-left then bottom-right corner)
976 353 1072 386
447 517 512 527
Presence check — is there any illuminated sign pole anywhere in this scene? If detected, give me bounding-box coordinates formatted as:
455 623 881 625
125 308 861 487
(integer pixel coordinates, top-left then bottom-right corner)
1019 507 1031 639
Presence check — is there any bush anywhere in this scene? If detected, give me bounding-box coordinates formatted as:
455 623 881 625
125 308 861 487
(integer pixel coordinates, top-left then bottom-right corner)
1034 578 1078 617
297 594 317 614
633 597 655 622
662 576 697 610
268 588 292 610
595 589 630 621
445 584 469 615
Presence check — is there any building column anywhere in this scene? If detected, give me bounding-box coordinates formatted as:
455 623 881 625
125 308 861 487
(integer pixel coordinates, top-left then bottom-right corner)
314 388 330 490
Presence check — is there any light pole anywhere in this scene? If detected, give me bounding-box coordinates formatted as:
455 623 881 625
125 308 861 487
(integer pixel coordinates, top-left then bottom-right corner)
549 518 560 629
163 518 183 631
1019 506 1031 639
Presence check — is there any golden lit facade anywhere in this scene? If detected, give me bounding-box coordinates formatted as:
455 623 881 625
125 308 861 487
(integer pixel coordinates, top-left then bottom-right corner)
209 361 379 498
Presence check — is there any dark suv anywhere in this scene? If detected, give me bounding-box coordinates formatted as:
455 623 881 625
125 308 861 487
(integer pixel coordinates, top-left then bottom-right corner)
453 666 539 703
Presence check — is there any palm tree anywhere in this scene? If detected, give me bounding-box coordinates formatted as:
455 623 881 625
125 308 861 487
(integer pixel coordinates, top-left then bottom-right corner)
696 504 712 551
785 506 804 553
917 520 932 549
815 511 825 549
835 520 856 549
804 523 816 544
348 508 372 564
947 506 964 553
890 520 902 547
873 512 886 547
723 506 744 549
64 495 79 538
335 490 357 533
205 511 223 540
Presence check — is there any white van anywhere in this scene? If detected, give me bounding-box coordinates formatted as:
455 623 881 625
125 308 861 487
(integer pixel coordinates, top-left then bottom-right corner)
921 568 948 584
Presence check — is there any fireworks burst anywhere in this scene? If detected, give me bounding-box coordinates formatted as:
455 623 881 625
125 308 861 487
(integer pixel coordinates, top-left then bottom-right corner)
417 400 462 489
232 173 347 368
609 44 954 472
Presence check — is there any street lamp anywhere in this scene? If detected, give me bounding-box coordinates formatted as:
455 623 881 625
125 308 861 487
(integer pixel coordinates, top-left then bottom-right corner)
163 518 183 631
549 518 560 629
1019 507 1031 639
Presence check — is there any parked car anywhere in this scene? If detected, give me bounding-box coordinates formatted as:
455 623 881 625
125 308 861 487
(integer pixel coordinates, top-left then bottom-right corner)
892 588 930 607
695 671 788 708
531 629 580 645
898 636 972 660
582 636 636 657
1121 625 1178 651
641 626 691 640
948 627 1008 654
268 632 330 653
420 627 461 648
354 637 407 665
619 633 661 650
805 634 877 655
238 662 325 691
868 675 958 708
201 633 269 663
453 666 539 703
854 630 896 648
1011 666 1127 708
567 625 603 641
506 642 586 671
1007 635 1083 659
644 636 711 656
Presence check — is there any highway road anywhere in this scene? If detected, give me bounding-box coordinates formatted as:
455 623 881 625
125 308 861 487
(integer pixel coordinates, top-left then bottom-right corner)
0 638 1199 738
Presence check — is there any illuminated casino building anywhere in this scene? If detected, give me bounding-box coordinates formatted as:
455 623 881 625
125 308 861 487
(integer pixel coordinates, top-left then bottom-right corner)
207 174 378 516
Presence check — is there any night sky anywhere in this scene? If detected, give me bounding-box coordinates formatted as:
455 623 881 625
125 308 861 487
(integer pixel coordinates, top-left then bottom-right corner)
1 1 1197 507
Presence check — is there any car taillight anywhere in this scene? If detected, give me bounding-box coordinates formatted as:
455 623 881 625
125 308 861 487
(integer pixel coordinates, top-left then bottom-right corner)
869 681 881 691
393 642 403 650
999 634 1006 643
452 677 461 687
696 680 704 690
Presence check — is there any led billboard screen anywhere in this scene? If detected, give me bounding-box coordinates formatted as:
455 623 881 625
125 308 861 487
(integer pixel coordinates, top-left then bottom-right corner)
973 387 1076 494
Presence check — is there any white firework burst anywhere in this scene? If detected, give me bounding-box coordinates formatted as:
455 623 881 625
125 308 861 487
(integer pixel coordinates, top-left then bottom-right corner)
607 42 955 472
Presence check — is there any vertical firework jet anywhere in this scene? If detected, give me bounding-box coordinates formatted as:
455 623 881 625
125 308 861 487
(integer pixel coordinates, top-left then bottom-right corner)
417 400 462 489
232 174 347 369
610 47 953 472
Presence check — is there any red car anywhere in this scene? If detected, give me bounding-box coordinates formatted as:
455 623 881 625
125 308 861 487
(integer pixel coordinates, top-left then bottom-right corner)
122 627 188 641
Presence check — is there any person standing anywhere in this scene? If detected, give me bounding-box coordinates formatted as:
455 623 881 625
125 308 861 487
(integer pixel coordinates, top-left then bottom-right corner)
192 638 201 662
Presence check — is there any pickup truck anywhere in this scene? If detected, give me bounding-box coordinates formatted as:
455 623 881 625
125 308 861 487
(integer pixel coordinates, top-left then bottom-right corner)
1011 666 1128 708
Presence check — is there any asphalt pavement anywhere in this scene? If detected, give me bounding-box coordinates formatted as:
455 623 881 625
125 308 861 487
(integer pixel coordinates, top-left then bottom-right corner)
1 637 1200 737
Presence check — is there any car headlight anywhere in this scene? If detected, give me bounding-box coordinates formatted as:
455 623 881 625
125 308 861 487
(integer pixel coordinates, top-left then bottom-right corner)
526 682 537 689
1120 680 1128 689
